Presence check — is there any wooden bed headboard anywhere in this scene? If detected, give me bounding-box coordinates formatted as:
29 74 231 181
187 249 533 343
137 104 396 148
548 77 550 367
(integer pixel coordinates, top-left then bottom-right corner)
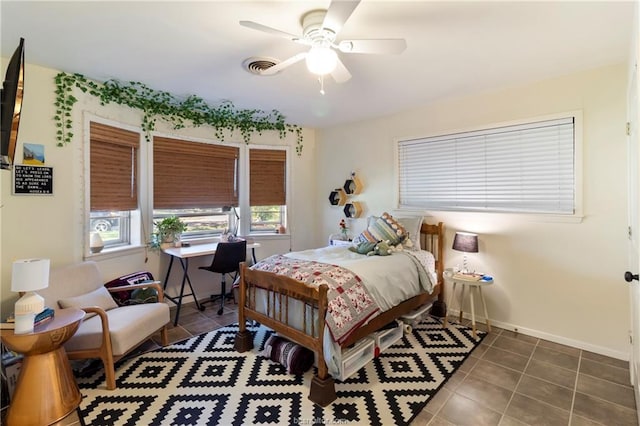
420 221 445 286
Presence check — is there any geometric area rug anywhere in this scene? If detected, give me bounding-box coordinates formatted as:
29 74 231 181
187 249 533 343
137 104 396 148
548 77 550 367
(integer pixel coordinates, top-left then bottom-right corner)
75 316 485 426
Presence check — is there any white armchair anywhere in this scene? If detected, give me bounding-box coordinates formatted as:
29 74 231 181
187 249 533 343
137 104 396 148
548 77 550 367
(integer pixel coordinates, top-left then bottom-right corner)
38 261 170 390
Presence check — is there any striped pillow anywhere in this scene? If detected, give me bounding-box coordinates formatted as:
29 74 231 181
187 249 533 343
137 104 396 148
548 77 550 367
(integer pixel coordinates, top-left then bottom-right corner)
354 212 407 246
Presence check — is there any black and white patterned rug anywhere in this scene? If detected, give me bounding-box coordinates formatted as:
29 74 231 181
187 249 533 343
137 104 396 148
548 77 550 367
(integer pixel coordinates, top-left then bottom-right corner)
75 316 484 426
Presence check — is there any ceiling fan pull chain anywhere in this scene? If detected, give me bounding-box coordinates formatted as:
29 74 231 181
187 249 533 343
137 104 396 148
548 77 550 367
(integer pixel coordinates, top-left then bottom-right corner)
319 76 326 95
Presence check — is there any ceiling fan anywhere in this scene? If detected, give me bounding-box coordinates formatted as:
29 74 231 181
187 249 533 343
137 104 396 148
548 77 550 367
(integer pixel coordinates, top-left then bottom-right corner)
240 0 407 92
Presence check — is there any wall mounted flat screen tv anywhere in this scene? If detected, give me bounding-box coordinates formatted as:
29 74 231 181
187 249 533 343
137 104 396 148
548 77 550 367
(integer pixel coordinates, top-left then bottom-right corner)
1 38 25 170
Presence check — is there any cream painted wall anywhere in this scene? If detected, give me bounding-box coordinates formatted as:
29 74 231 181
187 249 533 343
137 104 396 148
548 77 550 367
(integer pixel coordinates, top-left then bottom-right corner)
0 62 318 317
317 64 631 359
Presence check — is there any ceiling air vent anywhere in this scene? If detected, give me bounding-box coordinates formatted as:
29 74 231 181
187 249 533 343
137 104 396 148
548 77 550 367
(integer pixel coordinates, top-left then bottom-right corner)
242 57 280 75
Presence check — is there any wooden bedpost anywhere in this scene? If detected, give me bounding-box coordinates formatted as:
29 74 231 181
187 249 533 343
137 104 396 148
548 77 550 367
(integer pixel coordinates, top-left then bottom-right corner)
234 263 254 352
427 222 448 317
308 283 337 407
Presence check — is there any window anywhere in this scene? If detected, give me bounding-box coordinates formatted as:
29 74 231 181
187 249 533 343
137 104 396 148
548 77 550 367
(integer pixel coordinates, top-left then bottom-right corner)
153 208 232 237
249 148 287 233
153 136 240 238
89 121 140 248
250 205 286 233
397 116 576 214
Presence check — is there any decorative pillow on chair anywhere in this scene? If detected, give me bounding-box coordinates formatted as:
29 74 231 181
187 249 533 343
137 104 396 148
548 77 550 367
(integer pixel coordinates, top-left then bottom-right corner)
58 286 118 318
259 334 314 375
105 271 156 306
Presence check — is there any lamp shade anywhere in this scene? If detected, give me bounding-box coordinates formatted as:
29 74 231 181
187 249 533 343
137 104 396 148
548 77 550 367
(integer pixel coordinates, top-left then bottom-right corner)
452 232 479 253
11 258 50 292
305 46 338 76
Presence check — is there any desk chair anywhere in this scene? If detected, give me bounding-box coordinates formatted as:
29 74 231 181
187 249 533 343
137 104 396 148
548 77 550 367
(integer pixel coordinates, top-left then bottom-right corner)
199 240 247 315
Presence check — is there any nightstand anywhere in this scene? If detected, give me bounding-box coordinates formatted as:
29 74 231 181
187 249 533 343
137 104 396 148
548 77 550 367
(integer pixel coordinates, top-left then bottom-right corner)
443 271 493 338
1 308 84 425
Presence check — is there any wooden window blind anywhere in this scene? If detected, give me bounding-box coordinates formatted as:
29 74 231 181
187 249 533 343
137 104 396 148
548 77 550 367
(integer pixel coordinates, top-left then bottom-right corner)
90 122 139 211
153 137 239 209
250 148 286 206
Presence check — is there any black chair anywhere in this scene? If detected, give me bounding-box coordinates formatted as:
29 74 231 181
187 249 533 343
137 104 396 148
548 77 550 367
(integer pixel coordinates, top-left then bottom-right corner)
199 240 247 315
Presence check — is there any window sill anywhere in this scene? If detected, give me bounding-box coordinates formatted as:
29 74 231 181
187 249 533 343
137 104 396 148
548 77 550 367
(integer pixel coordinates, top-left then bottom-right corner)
84 244 147 261
247 233 290 240
397 209 585 224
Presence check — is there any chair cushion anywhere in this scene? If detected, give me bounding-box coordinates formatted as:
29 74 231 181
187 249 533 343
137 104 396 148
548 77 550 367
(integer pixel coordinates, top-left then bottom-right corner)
58 286 118 319
64 302 170 356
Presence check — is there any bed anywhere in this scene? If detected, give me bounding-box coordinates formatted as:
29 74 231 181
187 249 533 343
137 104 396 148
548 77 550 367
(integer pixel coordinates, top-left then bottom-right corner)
234 221 445 406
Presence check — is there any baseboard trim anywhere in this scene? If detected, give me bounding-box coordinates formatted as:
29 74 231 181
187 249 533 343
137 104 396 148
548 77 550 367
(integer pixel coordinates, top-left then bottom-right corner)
447 309 630 362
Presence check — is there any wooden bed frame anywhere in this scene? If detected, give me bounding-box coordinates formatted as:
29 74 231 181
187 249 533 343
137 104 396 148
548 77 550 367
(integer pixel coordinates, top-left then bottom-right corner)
234 222 446 407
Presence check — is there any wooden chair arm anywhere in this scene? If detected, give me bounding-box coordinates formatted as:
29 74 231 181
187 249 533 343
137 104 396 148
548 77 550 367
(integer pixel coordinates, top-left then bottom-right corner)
81 306 113 352
106 281 165 303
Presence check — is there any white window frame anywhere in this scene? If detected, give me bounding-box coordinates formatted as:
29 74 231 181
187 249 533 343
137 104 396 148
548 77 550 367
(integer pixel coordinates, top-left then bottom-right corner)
395 111 583 221
241 144 291 236
83 114 144 258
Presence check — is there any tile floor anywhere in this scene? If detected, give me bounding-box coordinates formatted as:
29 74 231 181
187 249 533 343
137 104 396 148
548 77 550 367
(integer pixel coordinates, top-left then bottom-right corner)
51 300 638 425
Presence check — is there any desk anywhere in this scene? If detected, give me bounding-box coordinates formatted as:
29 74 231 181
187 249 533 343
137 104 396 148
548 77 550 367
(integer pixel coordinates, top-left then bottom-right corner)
1 308 84 425
162 242 260 325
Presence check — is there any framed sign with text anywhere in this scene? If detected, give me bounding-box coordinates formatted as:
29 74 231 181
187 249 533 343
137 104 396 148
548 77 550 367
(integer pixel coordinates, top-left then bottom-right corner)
13 165 53 195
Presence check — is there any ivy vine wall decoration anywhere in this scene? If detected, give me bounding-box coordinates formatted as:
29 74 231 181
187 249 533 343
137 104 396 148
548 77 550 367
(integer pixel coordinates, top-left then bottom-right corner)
53 72 304 155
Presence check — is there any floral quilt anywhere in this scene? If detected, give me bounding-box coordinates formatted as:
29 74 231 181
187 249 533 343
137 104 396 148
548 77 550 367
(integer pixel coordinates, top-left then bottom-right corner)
252 255 380 344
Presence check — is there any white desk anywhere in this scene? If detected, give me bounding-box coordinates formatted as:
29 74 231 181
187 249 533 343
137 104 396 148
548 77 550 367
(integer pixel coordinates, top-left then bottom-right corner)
162 242 260 325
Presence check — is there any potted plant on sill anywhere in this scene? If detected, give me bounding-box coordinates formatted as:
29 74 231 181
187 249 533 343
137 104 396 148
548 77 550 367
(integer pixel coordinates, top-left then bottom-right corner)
150 216 187 250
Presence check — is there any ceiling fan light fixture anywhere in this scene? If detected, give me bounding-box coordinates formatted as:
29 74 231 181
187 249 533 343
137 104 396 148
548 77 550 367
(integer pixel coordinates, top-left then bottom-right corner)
305 45 338 76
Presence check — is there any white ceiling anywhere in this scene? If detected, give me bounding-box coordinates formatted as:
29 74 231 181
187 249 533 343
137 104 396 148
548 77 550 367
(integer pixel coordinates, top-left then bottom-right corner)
0 1 634 129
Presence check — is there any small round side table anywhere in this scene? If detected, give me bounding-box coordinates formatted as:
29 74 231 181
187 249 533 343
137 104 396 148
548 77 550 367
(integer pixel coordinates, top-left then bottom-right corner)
443 272 494 338
1 308 85 426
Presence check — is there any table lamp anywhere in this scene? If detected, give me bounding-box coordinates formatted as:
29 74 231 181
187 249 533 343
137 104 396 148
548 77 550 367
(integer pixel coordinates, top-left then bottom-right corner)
11 258 50 334
452 232 478 274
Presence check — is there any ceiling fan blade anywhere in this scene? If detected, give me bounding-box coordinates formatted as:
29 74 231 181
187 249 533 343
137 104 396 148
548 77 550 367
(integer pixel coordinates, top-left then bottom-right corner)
331 57 352 83
240 20 301 42
322 0 360 35
338 39 407 55
260 52 307 76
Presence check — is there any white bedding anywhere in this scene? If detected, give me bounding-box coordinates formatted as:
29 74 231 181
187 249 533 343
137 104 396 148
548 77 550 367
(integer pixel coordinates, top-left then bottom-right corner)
285 245 436 311
252 245 437 376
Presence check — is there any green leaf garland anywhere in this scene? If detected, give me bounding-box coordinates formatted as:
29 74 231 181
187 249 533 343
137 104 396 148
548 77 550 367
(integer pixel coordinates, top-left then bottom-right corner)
54 72 304 155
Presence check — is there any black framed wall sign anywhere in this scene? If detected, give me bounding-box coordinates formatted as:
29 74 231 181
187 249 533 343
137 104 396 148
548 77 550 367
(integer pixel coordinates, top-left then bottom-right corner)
13 164 53 195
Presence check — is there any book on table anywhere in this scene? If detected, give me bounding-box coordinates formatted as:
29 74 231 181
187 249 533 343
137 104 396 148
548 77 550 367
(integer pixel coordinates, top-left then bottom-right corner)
453 272 483 281
34 307 55 327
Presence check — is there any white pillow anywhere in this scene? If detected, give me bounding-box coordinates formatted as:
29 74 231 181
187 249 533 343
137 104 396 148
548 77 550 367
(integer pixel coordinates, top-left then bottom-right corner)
395 216 423 251
58 286 118 318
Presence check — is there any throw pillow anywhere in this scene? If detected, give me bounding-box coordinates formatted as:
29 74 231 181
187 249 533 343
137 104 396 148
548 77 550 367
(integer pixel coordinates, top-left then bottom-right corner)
366 212 407 246
259 334 314 375
105 271 156 306
395 216 423 251
353 213 408 246
58 286 118 319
